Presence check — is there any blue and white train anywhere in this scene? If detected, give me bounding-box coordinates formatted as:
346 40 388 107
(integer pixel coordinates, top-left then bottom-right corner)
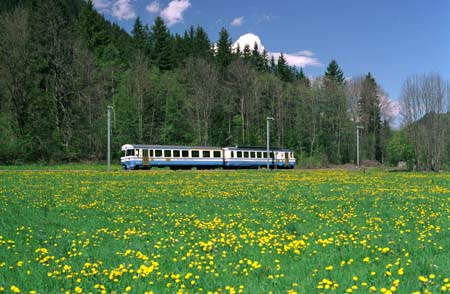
120 144 295 170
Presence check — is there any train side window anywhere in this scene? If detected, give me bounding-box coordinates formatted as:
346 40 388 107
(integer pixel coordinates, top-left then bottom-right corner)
150 150 154 157
164 150 171 157
237 151 242 158
202 150 210 158
257 152 262 158
155 149 162 157
192 150 199 158
143 149 148 157
182 150 189 157
213 151 221 158
243 151 249 158
250 152 256 158
173 150 180 157
231 151 234 158
270 152 274 159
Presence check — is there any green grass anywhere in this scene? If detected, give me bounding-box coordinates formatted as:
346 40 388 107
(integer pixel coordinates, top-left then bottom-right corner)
0 169 449 294
0 163 122 171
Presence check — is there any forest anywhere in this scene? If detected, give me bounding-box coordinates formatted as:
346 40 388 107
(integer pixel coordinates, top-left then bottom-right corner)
1 0 449 170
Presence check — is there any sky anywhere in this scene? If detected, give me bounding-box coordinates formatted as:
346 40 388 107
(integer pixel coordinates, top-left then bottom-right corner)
93 0 450 103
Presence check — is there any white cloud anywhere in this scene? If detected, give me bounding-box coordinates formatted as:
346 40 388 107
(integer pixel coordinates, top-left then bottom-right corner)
270 51 322 68
233 33 321 68
112 0 136 20
233 33 265 51
160 0 191 27
146 1 160 13
93 0 111 10
231 16 244 26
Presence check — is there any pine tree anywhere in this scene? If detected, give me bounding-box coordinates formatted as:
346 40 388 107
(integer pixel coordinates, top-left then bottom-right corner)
321 59 349 163
277 53 293 82
251 42 265 71
77 0 110 59
193 26 212 59
216 27 232 68
324 59 344 84
242 44 251 63
150 16 174 71
131 17 150 54
296 68 310 87
359 72 382 161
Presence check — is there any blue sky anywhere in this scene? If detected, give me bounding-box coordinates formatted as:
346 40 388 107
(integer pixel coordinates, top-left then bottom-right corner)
93 0 450 102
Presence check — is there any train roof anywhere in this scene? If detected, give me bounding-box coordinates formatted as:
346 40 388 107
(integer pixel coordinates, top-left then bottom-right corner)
223 146 293 152
121 144 293 152
121 144 222 151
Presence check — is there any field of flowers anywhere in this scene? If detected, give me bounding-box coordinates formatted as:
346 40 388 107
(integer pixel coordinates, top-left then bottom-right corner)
0 169 449 294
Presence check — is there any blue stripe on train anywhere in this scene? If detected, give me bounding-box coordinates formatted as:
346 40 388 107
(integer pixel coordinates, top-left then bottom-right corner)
122 159 295 169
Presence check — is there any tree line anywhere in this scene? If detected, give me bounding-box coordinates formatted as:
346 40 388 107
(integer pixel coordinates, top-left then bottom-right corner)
0 0 449 170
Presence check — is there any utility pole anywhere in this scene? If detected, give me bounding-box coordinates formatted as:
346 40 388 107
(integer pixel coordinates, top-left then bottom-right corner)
107 106 113 172
356 125 363 167
266 117 274 169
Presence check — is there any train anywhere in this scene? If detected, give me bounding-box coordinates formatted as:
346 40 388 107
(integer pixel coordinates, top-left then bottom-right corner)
120 144 296 170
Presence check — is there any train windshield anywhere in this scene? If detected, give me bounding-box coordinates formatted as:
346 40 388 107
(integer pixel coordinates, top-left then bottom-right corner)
123 149 135 157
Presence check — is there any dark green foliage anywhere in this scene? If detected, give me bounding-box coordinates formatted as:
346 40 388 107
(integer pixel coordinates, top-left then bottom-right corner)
216 27 233 68
386 130 414 168
131 17 150 54
358 72 382 161
324 59 345 84
320 60 350 164
150 16 175 71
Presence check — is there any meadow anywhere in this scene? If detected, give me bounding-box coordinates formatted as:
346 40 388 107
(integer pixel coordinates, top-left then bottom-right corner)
0 169 449 294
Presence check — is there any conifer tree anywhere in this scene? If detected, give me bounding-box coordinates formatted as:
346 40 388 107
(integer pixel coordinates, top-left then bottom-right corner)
324 59 344 84
131 17 150 54
216 27 232 68
359 72 382 161
193 26 212 59
150 16 174 70
77 0 110 59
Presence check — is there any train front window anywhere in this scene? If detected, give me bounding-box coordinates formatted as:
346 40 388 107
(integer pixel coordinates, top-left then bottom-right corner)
126 149 135 156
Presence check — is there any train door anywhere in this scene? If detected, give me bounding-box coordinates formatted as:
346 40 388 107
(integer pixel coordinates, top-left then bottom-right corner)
142 149 149 166
285 152 289 167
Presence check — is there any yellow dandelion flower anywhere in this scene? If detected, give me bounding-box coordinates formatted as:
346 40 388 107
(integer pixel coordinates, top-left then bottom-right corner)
11 285 21 294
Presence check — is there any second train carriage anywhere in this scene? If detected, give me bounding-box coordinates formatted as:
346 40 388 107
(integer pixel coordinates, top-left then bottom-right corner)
222 146 295 169
120 144 295 170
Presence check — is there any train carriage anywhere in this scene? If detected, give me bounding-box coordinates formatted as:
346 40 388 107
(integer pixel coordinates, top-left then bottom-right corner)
223 146 295 169
121 144 223 170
